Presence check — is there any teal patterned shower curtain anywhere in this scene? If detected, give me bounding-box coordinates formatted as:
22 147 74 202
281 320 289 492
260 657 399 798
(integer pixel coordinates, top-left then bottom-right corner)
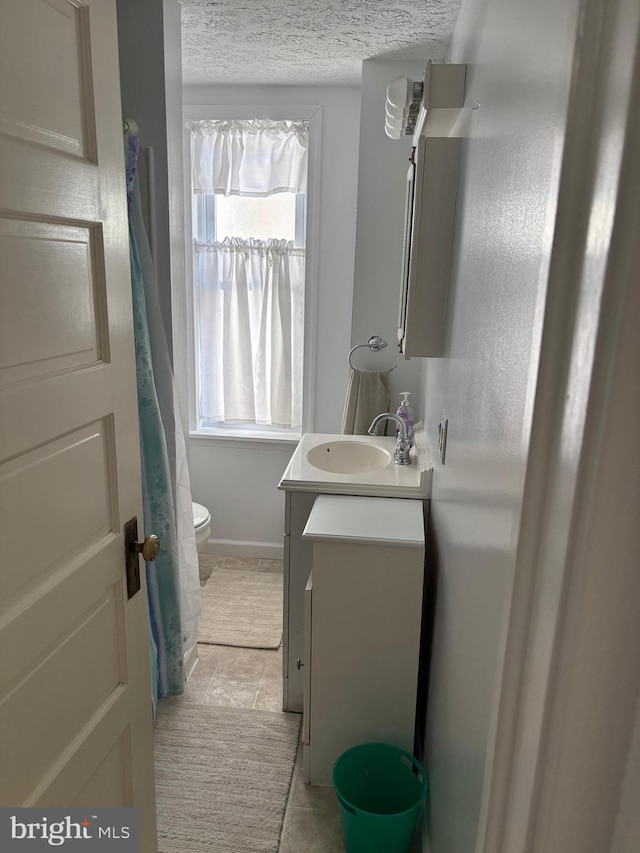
125 130 184 710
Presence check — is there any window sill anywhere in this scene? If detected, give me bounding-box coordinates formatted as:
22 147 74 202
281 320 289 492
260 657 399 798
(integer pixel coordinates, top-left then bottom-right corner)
189 428 302 451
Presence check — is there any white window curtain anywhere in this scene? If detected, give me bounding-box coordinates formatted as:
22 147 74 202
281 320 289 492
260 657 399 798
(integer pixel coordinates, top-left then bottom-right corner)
189 119 309 196
195 238 305 428
189 118 308 430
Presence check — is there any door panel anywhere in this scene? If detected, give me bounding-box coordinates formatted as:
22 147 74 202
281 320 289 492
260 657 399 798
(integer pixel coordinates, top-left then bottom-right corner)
1 587 124 803
0 0 157 848
0 420 114 601
1 539 122 688
72 732 131 808
0 0 95 158
0 219 106 385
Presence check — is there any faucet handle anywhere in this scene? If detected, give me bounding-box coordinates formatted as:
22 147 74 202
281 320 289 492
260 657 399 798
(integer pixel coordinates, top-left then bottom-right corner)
394 437 412 466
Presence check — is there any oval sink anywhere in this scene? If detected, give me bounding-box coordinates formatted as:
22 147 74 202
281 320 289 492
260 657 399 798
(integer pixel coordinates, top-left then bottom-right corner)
306 441 391 475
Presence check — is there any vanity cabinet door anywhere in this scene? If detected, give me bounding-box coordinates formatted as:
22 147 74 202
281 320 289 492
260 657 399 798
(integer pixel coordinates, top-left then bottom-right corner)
302 573 313 782
283 490 317 711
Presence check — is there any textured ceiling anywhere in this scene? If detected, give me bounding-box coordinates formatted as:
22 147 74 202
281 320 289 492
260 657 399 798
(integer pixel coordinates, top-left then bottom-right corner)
181 0 463 86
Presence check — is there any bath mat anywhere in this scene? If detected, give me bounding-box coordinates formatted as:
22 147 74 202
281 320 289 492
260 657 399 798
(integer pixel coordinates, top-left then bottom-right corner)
198 568 283 649
155 702 300 853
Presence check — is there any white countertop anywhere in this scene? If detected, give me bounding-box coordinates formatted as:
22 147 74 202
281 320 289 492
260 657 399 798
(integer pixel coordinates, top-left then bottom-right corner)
303 494 425 548
278 430 433 499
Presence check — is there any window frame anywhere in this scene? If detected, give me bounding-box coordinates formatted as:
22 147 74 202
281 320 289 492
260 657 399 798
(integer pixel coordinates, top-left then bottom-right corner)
182 105 322 445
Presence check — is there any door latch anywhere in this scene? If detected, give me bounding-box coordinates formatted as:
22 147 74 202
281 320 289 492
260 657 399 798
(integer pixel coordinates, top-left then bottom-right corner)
124 516 160 599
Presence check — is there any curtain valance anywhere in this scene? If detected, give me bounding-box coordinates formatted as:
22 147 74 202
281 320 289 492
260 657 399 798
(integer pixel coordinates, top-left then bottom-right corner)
188 118 309 196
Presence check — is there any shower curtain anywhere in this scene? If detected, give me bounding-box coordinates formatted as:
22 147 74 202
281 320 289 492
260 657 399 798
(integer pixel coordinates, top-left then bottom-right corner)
125 129 202 711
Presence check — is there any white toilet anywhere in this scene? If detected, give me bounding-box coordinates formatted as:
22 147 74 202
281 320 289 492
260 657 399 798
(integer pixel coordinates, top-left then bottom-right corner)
192 501 211 549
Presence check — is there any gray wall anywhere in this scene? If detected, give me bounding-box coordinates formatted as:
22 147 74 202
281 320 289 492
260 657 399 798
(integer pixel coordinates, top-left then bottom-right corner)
162 0 187 428
420 0 583 849
116 0 183 356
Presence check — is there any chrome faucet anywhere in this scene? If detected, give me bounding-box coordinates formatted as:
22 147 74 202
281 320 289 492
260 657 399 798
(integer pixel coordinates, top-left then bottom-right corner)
368 413 412 466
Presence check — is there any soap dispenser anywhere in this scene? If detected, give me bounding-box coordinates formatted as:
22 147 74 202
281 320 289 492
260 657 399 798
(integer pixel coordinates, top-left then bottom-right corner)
395 391 415 447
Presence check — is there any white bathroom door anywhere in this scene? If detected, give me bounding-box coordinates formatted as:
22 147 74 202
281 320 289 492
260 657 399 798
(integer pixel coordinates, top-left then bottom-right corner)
0 0 157 848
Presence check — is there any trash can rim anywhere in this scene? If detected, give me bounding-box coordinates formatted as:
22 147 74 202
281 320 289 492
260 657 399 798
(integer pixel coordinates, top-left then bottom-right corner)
332 741 428 819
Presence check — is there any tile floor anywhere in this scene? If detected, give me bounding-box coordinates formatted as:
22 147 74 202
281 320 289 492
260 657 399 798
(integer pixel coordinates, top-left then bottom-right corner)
280 745 346 853
191 553 346 851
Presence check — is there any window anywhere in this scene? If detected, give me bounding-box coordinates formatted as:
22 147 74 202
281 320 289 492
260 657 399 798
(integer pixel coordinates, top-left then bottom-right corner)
195 193 305 247
188 118 309 439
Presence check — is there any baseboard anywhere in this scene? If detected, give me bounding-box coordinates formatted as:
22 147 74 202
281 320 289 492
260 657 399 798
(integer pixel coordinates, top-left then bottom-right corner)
199 538 284 560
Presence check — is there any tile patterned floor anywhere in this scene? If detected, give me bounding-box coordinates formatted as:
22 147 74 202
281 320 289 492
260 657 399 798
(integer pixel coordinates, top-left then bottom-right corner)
190 554 346 851
280 747 346 853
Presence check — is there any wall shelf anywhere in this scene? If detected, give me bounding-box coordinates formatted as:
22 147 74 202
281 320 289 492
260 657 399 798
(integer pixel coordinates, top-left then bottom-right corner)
414 62 467 141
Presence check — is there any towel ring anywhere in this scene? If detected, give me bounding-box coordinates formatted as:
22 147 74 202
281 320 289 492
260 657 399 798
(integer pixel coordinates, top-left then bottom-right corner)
123 117 139 137
348 335 397 371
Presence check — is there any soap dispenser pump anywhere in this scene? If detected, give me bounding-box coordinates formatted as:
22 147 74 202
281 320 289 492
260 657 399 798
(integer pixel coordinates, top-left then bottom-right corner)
396 391 415 447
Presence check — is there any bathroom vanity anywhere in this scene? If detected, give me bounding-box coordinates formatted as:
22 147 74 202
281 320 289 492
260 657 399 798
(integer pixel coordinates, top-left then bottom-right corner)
278 431 432 712
301 494 425 785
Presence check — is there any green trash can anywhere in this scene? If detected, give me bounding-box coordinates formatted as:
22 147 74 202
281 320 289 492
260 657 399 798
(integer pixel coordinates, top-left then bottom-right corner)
332 743 428 853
